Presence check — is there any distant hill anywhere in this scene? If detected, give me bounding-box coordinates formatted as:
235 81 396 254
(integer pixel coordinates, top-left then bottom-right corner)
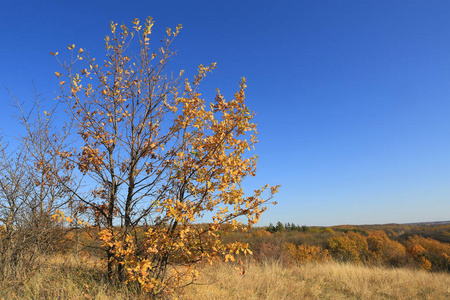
336 220 450 244
263 220 450 243
401 220 450 226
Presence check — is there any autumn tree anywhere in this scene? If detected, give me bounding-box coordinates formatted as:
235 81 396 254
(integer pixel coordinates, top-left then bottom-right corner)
54 17 279 295
0 90 75 279
367 231 407 267
405 235 450 271
327 233 367 263
282 242 330 265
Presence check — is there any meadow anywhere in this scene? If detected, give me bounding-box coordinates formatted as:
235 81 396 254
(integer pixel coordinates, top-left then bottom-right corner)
0 254 449 299
1 222 449 299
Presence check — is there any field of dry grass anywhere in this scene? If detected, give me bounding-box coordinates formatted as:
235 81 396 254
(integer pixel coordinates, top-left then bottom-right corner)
178 260 450 299
0 255 136 300
0 255 449 299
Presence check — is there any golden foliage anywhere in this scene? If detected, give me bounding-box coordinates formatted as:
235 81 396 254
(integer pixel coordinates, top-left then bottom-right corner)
282 242 331 265
405 235 450 271
327 233 368 263
53 16 279 295
367 231 407 266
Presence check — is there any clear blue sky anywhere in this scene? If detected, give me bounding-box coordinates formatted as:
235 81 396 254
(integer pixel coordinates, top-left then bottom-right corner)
1 0 450 226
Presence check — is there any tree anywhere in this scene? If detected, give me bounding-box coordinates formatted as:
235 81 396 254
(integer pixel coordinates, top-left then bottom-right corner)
0 90 75 279
327 232 368 263
367 231 406 267
276 221 285 232
266 223 276 233
285 222 291 230
282 242 330 265
54 17 279 295
405 235 450 271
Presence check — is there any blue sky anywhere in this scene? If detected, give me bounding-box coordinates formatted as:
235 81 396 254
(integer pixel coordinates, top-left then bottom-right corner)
1 1 450 226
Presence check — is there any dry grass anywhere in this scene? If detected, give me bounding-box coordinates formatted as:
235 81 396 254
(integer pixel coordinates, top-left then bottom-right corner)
0 255 143 300
177 260 450 300
0 256 449 299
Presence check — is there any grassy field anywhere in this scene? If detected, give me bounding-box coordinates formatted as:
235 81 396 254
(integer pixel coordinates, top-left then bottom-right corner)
1 255 449 299
178 260 450 300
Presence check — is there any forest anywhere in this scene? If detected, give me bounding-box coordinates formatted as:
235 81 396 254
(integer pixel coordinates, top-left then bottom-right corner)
237 221 450 272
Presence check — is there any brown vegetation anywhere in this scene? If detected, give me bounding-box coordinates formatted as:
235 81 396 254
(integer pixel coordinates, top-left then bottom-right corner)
0 221 449 298
0 254 449 299
246 222 450 272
